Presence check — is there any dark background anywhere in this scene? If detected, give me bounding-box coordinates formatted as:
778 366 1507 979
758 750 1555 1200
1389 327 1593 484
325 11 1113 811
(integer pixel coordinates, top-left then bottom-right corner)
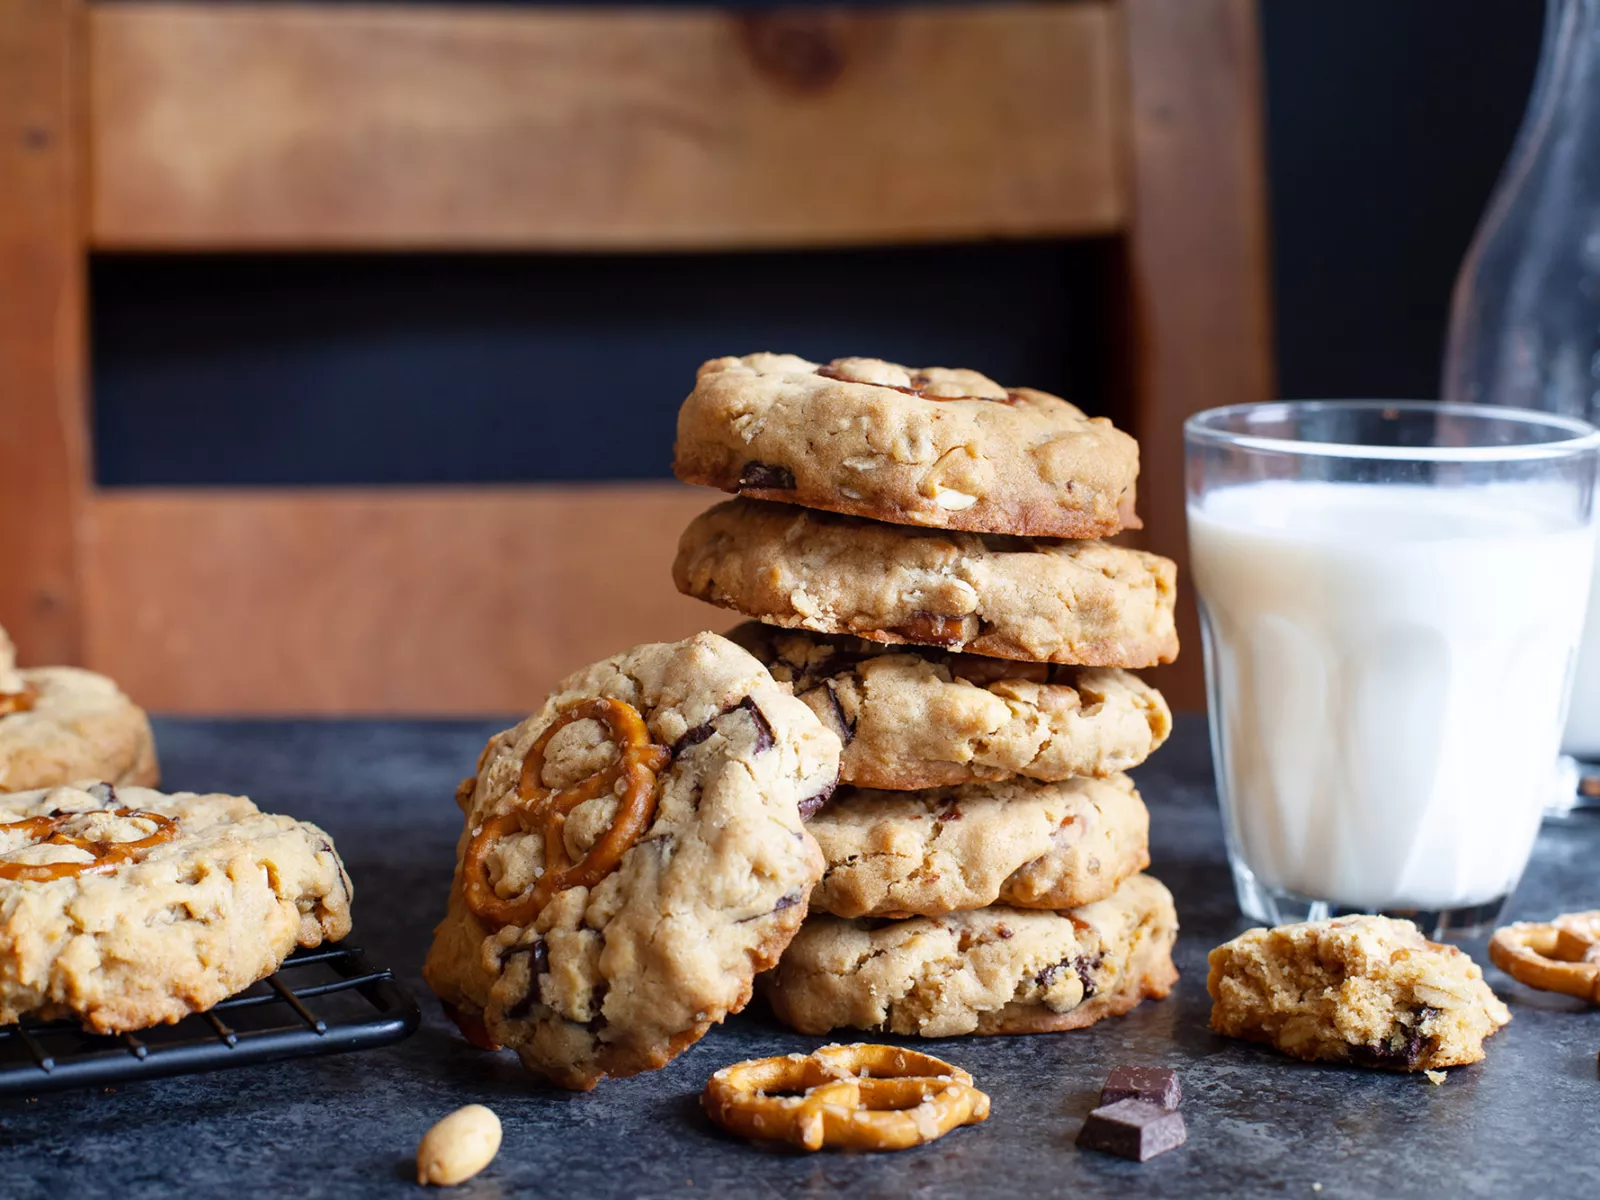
91 0 1547 487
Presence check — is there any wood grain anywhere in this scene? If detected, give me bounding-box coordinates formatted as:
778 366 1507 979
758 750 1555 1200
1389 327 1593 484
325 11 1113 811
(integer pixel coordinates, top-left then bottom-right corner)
80 485 724 714
87 3 1124 249
1118 0 1275 710
0 0 88 666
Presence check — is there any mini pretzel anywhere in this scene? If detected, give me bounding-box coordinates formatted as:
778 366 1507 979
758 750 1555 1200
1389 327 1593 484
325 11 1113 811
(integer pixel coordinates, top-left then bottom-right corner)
0 685 36 717
1489 911 1600 1002
463 698 670 931
0 809 179 882
703 1043 991 1152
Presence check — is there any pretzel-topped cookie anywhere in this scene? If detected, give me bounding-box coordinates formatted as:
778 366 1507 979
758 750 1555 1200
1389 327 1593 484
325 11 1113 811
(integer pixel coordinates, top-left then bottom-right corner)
703 1044 990 1151
463 698 670 931
0 807 177 881
424 633 837 1090
1489 910 1600 1002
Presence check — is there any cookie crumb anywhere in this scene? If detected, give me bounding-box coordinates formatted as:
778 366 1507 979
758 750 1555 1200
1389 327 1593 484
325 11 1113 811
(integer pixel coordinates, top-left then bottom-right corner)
1425 1069 1448 1086
1312 1185 1322 1193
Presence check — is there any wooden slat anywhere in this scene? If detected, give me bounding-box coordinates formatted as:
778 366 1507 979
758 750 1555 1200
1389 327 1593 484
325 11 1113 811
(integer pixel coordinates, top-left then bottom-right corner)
1119 0 1275 711
80 485 724 714
0 0 89 666
87 2 1124 250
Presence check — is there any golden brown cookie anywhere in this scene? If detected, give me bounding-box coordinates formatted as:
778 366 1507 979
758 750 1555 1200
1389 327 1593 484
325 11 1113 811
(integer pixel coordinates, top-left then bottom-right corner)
808 774 1149 918
675 499 1178 668
674 354 1139 537
0 625 158 793
423 633 840 1090
764 874 1178 1038
730 622 1170 789
0 782 351 1032
1208 916 1511 1070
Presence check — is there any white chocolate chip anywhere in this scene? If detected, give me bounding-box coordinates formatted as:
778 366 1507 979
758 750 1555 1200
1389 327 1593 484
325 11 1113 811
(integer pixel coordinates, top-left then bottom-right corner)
417 1104 502 1187
932 486 979 511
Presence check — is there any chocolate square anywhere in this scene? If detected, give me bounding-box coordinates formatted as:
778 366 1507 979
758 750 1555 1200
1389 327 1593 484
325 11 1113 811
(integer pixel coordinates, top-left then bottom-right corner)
1076 1099 1187 1162
1101 1065 1182 1110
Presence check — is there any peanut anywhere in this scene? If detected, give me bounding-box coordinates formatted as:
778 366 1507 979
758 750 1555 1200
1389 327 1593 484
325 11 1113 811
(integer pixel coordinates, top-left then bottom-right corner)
416 1104 501 1187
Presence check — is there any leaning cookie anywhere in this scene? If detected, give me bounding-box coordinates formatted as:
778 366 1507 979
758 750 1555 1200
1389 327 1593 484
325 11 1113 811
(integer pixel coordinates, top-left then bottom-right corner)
1208 916 1511 1070
764 874 1178 1038
675 499 1177 668
423 632 840 1090
808 775 1150 918
0 625 158 793
0 783 352 1032
674 354 1139 538
730 623 1170 789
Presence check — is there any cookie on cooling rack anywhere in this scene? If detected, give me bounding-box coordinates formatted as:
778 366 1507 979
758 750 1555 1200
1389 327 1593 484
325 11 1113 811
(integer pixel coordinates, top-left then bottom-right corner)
0 782 351 1032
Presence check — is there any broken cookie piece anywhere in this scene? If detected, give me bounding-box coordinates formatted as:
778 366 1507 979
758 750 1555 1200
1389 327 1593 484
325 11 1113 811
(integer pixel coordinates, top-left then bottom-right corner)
1207 915 1510 1070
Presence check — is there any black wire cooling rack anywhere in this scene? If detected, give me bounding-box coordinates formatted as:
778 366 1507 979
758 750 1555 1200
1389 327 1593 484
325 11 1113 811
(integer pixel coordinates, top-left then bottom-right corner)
0 943 419 1097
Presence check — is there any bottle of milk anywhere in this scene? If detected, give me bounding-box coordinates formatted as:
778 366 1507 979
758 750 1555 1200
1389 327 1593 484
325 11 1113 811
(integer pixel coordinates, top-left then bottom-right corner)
1442 0 1600 766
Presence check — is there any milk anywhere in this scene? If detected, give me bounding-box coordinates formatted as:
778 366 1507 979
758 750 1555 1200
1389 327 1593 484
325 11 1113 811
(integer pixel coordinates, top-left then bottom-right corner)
1190 481 1595 911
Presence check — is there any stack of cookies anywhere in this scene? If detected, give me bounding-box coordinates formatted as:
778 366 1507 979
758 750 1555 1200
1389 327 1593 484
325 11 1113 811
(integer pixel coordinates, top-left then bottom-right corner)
671 353 1182 1039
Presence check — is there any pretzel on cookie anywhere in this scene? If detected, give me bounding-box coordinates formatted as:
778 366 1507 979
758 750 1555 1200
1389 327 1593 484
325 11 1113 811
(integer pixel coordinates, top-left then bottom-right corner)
0 809 178 882
0 685 36 717
1488 910 1600 1003
703 1043 990 1152
462 697 671 932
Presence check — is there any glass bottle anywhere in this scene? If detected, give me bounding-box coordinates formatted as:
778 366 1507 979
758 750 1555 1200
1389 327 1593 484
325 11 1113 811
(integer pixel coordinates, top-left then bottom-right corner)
1442 0 1600 782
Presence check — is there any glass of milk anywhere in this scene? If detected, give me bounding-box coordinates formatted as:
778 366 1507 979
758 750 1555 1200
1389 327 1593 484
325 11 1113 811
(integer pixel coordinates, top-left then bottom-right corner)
1186 401 1600 935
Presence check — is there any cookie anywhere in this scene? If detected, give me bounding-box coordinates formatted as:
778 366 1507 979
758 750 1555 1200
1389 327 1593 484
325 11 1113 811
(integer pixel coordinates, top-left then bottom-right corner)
0 782 352 1032
423 632 839 1090
1207 915 1511 1070
673 354 1139 538
764 873 1178 1038
675 499 1178 667
730 623 1171 789
807 774 1149 918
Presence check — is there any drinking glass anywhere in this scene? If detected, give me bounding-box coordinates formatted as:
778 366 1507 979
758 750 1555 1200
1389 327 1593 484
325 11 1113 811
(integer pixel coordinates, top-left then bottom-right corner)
1186 401 1600 936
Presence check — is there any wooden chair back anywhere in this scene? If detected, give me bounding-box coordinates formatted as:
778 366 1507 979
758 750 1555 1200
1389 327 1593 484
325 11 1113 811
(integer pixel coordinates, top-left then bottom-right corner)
0 0 1272 713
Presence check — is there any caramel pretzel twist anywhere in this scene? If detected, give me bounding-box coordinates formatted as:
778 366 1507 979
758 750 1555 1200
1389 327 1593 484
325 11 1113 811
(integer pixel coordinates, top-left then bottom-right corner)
462 698 670 932
0 809 179 882
0 684 37 718
1489 910 1600 1003
703 1044 991 1152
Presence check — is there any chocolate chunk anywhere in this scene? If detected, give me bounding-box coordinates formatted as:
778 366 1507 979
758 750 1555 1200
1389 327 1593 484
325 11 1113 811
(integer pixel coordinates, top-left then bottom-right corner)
1074 954 1101 999
585 982 609 1033
735 696 775 753
798 782 836 819
739 891 804 923
1101 1066 1181 1110
737 461 797 491
503 941 551 1021
936 806 962 822
671 719 718 758
1349 1006 1438 1070
86 782 116 805
1076 1100 1187 1162
820 681 855 745
1036 961 1064 989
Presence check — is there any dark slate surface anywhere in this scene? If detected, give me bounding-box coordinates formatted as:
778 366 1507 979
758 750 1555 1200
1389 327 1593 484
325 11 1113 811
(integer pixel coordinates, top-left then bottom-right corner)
3 716 1598 1198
